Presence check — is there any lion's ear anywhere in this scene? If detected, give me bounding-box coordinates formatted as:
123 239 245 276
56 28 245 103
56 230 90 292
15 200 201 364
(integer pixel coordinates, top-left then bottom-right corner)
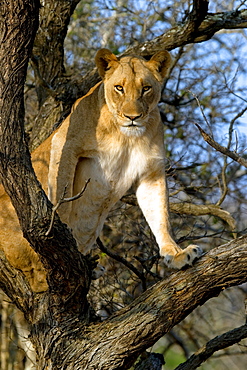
95 49 119 79
148 50 172 79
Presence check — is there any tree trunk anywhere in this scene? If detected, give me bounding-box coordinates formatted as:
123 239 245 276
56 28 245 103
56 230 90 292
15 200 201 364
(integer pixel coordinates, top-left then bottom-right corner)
0 0 92 324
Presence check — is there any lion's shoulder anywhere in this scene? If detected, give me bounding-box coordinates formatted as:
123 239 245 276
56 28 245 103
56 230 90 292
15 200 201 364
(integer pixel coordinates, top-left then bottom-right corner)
72 81 103 112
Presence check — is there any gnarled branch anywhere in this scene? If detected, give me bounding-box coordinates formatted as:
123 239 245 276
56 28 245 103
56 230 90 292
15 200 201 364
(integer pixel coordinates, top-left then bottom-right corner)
170 202 236 231
125 8 247 56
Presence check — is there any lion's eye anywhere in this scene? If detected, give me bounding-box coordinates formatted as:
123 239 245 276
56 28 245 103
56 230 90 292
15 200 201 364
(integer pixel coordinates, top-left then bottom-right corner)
115 85 124 93
142 86 152 93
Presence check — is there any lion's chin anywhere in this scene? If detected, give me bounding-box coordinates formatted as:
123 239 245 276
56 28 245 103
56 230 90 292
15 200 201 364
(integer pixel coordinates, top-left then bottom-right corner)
120 125 146 137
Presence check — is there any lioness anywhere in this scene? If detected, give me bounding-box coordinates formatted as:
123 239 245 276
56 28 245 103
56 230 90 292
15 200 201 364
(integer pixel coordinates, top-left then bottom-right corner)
0 49 202 291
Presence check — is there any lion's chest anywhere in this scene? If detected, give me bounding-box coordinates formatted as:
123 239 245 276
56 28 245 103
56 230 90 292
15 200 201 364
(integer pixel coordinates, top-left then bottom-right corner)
98 144 148 195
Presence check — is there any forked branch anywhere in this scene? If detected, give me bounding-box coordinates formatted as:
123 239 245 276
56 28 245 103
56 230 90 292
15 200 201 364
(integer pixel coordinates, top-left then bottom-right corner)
46 179 90 236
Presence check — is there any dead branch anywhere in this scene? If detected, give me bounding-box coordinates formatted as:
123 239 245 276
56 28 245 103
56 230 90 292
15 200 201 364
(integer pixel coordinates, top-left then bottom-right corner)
175 323 247 370
121 194 236 231
170 202 236 232
195 123 247 168
46 179 90 236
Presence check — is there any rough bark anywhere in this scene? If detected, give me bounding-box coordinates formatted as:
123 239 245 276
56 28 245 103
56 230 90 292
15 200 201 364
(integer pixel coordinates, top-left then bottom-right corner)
67 236 247 370
32 0 80 106
0 251 32 313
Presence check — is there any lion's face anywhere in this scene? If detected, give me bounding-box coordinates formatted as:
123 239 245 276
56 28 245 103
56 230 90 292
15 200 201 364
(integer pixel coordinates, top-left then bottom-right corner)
95 49 172 137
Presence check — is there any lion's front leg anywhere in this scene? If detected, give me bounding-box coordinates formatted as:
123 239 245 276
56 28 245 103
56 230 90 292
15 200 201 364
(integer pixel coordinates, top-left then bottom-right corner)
136 175 202 269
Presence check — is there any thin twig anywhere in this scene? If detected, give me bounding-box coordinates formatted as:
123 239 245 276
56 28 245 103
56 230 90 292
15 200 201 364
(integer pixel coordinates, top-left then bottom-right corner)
194 123 247 168
45 179 90 236
189 90 213 136
96 237 147 291
216 158 229 206
190 91 247 203
134 255 161 281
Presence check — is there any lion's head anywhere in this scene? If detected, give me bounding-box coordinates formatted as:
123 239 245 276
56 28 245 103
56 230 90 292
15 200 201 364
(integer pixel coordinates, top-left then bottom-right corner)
95 49 172 137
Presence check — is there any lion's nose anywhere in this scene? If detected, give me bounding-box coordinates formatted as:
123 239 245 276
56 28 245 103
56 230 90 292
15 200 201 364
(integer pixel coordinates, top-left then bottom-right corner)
124 114 142 121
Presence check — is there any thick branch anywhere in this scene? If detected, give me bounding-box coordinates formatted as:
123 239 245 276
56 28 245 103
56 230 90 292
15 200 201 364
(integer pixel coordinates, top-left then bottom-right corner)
125 8 247 56
30 0 82 149
58 236 247 370
32 0 81 102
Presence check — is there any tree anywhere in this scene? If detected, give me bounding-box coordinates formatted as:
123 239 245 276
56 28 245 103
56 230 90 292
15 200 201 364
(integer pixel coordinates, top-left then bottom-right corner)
0 0 247 369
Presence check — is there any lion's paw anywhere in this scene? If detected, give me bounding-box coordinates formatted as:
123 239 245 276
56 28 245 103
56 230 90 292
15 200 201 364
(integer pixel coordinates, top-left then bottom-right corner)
164 245 203 269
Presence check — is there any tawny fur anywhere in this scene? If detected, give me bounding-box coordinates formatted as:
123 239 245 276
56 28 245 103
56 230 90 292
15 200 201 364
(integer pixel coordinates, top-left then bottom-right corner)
0 49 202 292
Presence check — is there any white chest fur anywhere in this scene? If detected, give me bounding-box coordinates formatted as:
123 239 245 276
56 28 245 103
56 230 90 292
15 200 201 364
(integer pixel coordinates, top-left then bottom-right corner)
98 140 149 195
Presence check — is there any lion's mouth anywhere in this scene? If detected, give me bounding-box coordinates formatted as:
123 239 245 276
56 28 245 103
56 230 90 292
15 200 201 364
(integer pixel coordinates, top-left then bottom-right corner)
120 123 146 137
123 122 142 127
